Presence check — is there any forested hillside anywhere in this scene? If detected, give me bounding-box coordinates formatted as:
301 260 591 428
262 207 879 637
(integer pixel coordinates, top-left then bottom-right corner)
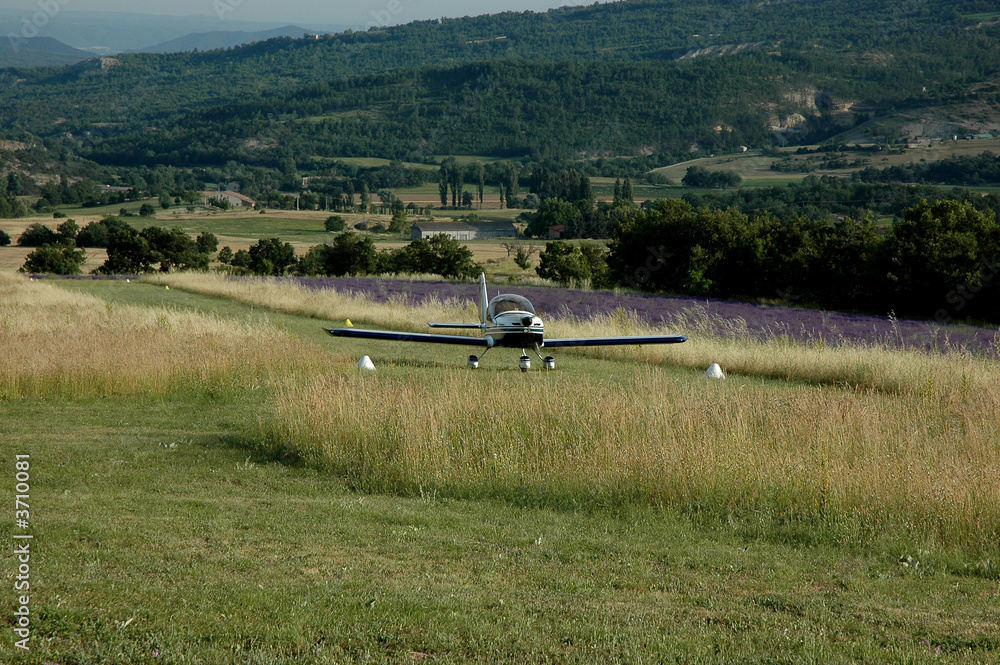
1 0 999 169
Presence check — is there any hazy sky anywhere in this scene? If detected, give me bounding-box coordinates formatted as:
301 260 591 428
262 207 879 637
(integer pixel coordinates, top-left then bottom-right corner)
2 0 585 28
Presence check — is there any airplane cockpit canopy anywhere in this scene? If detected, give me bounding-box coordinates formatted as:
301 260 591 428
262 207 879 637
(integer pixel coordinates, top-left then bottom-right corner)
487 294 535 322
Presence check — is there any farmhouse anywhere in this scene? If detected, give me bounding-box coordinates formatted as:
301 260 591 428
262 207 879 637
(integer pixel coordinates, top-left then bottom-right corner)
97 184 132 194
210 190 257 209
411 221 517 241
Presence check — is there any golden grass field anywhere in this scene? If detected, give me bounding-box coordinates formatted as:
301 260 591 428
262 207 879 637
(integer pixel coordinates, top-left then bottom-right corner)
0 273 329 399
147 273 1000 559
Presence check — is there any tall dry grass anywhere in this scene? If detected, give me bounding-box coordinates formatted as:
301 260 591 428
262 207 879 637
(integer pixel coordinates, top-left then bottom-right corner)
149 274 1000 558
155 273 1000 400
0 274 329 399
261 368 1000 559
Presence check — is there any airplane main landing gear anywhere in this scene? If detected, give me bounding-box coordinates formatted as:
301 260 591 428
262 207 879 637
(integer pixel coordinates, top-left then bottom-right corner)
468 355 479 369
513 347 557 372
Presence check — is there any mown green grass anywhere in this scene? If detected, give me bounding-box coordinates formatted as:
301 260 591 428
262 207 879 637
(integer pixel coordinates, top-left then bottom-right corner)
4 389 999 664
2 278 999 663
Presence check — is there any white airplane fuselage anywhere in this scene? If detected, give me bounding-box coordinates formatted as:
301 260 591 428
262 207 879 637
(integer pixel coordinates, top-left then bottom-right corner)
482 309 544 349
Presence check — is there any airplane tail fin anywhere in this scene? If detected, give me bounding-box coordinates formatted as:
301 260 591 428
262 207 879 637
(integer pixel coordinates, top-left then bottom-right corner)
479 272 488 325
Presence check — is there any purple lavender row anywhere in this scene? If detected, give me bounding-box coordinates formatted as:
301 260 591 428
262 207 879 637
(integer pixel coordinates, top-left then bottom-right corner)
290 276 1000 356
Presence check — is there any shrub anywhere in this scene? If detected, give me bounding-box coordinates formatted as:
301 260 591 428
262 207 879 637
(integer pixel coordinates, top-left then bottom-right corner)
386 235 482 279
56 219 79 244
17 223 59 247
196 232 218 255
248 238 297 276
300 232 378 277
0 229 10 246
20 244 86 275
536 241 593 284
76 221 110 248
324 215 347 232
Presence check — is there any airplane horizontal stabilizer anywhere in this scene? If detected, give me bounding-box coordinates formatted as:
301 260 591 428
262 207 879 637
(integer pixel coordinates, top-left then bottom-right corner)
543 334 687 348
325 328 489 347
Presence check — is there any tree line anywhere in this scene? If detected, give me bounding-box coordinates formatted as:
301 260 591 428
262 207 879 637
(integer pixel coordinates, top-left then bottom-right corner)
18 217 218 275
537 197 1000 324
17 216 483 281
857 151 1000 186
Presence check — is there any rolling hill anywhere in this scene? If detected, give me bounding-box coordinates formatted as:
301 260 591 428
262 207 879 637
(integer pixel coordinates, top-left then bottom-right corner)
138 26 317 54
0 0 998 169
0 36 88 68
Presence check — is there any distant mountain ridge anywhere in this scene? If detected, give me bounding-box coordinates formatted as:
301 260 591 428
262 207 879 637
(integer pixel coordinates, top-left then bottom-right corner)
1 0 998 167
0 36 88 68
0 8 348 55
138 26 317 54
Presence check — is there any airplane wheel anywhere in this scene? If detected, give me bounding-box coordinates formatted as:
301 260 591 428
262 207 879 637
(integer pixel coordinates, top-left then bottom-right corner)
544 356 555 370
468 355 480 369
518 355 531 372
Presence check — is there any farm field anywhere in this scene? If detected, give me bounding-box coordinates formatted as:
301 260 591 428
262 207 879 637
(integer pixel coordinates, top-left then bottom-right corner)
1 273 998 663
650 138 1000 188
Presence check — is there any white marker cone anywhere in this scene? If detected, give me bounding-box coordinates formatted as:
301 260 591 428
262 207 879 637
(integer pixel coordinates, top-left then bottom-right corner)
704 363 725 379
357 355 375 371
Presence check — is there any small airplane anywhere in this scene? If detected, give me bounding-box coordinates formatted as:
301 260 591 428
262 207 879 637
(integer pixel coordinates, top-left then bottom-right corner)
325 273 686 371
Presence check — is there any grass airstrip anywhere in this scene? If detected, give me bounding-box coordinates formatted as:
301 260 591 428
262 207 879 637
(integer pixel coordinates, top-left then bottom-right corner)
1 273 999 663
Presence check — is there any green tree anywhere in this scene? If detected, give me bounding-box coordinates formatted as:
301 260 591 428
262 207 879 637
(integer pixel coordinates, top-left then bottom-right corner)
20 244 86 275
0 229 10 246
196 232 218 255
139 203 157 216
536 241 593 285
230 249 252 269
17 223 58 247
388 209 409 234
56 219 79 245
217 246 234 264
387 235 481 279
76 221 110 248
524 199 581 238
300 232 378 276
886 199 1000 319
325 215 347 232
6 172 24 196
248 237 297 276
360 183 371 213
438 176 448 207
97 225 156 274
474 161 485 209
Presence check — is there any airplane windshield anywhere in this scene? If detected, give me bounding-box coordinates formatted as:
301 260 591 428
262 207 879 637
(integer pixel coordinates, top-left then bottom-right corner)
487 295 535 321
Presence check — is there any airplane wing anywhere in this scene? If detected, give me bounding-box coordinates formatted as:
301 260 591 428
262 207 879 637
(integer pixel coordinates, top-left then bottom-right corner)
428 322 483 329
543 334 687 348
325 328 489 347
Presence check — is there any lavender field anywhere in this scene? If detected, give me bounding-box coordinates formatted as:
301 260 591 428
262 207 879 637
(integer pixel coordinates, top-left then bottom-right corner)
293 276 1000 356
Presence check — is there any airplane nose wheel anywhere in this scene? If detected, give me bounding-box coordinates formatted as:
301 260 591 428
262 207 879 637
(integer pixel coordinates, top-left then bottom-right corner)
518 355 531 372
